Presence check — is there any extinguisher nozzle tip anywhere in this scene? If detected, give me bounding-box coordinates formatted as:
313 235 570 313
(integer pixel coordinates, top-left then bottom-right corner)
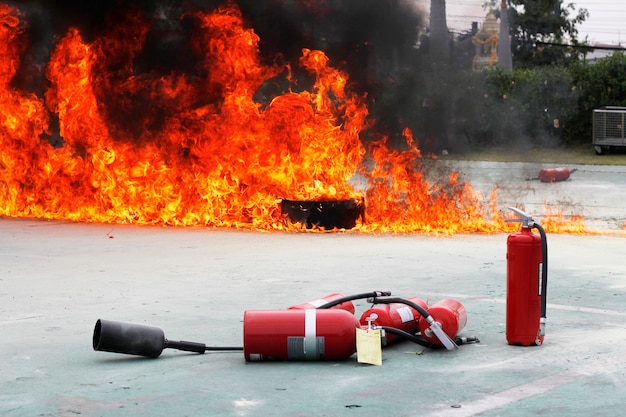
454 336 480 345
539 320 546 337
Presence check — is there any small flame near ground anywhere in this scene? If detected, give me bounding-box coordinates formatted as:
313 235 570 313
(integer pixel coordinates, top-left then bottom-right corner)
0 2 594 234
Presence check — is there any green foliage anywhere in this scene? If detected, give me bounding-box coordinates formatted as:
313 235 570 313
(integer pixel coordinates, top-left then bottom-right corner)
563 52 626 144
449 52 626 148
372 52 626 151
457 66 578 148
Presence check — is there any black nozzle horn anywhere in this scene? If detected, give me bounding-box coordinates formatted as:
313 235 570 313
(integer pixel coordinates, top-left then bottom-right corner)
93 319 166 358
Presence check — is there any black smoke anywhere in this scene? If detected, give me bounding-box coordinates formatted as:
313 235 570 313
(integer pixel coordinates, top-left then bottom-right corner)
6 0 425 145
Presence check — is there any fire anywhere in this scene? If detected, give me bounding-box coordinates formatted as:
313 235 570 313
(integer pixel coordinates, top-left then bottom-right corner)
539 206 586 234
0 2 595 234
357 129 498 234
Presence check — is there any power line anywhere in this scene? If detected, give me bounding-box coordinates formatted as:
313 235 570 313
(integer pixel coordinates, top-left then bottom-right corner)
535 40 624 50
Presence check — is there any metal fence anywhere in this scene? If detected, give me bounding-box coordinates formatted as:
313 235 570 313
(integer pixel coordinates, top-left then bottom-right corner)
593 106 626 154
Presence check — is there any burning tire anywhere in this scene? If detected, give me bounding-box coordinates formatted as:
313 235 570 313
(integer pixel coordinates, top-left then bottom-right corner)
281 198 365 230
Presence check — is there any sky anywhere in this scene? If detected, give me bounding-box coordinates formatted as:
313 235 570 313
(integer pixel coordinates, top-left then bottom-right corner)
413 0 626 45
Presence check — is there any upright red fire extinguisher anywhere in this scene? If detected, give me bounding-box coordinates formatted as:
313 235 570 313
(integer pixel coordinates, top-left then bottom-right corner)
505 207 548 346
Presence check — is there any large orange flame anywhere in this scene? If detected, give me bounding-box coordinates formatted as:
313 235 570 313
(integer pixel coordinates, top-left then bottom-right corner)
0 2 594 233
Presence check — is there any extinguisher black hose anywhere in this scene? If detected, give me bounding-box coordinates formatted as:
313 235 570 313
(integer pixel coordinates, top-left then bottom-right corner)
532 222 548 320
380 327 480 348
380 326 436 348
367 297 431 320
316 291 392 309
165 340 244 353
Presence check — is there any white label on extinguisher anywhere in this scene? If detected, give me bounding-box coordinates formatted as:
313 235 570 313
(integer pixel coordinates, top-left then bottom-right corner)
538 262 543 296
304 309 318 359
309 298 328 308
397 306 415 323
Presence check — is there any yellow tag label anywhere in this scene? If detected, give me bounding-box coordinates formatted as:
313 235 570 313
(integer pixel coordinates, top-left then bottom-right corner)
356 328 382 366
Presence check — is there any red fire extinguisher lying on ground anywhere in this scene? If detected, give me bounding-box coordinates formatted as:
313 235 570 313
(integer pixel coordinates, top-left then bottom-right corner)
418 298 468 346
92 291 478 360
244 292 468 360
506 207 548 346
527 167 577 183
355 296 474 349
357 297 428 345
288 292 356 313
244 309 359 361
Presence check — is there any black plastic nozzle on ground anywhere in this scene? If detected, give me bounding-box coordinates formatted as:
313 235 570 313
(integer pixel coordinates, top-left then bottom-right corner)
93 319 166 358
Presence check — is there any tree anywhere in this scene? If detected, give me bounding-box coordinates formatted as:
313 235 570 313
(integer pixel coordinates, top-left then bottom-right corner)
485 0 588 68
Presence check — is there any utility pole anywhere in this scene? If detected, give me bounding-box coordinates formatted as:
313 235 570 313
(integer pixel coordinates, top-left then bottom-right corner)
497 0 513 69
429 0 449 63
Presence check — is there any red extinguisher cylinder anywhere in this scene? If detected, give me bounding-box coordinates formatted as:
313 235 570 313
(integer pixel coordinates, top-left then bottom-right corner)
538 167 571 183
243 309 360 361
419 299 467 345
358 297 428 344
506 227 544 346
288 293 355 314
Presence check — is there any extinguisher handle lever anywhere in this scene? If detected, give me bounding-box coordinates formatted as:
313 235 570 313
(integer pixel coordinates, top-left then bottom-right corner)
506 207 535 228
425 318 458 351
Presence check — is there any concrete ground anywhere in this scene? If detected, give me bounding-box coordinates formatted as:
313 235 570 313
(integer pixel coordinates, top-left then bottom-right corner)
1 161 625 417
444 160 626 231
